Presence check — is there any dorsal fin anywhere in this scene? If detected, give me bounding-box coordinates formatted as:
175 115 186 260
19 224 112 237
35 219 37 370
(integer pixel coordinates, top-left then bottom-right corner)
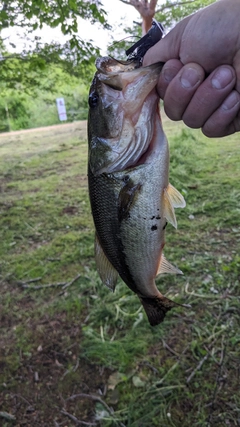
95 234 118 291
157 253 183 275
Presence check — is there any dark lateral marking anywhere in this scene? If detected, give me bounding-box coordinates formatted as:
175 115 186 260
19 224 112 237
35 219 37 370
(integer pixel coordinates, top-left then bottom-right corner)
150 215 155 220
162 221 168 230
151 225 158 231
118 179 142 222
156 215 161 220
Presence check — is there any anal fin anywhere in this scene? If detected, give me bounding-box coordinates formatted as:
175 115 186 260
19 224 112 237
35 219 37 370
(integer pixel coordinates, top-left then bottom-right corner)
95 234 118 291
157 253 183 275
139 295 179 326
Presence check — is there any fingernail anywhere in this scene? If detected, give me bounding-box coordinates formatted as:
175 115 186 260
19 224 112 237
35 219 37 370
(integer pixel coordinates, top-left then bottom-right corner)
211 67 234 89
163 67 178 83
221 92 240 110
180 68 200 88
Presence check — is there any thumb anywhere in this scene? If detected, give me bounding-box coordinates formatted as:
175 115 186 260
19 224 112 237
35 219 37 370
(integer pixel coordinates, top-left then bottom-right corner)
143 16 191 66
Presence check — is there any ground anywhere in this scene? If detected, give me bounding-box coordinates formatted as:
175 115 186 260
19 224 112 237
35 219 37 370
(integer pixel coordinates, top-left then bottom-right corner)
0 120 239 426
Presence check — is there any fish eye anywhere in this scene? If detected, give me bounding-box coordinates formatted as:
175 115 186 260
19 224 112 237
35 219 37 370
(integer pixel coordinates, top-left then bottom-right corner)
89 92 99 108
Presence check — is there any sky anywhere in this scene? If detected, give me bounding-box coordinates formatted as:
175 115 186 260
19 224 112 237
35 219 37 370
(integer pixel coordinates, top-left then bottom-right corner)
2 0 142 56
81 0 141 54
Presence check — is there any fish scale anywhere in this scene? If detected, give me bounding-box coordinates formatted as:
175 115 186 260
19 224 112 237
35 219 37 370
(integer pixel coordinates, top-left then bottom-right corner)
88 167 136 290
88 57 186 326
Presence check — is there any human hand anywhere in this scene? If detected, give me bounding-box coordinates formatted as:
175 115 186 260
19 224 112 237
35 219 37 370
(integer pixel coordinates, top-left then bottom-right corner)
143 0 240 137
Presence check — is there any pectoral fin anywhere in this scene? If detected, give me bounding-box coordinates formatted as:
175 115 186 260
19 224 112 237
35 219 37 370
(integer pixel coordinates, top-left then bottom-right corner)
163 184 186 228
163 188 177 228
157 253 183 275
167 183 186 208
95 234 118 291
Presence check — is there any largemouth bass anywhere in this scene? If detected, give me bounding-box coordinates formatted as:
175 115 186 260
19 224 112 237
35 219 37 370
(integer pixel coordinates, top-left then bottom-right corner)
88 56 186 326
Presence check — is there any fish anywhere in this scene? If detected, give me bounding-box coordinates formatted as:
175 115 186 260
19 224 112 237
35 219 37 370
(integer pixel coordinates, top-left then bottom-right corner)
87 56 186 326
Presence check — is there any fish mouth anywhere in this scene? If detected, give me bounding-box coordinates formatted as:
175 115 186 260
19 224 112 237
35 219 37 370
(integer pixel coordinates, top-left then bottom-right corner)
90 60 163 175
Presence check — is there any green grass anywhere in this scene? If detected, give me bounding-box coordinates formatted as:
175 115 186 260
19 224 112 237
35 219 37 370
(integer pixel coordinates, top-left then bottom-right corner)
0 120 239 426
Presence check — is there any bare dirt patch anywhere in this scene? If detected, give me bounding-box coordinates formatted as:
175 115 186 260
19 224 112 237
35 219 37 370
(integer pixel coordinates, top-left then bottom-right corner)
1 308 111 426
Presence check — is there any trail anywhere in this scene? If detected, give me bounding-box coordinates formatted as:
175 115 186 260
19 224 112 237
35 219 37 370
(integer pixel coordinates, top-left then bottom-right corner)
0 120 87 138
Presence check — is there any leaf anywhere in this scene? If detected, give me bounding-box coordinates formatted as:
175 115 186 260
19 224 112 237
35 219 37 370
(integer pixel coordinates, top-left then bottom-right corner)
132 376 146 388
108 371 126 390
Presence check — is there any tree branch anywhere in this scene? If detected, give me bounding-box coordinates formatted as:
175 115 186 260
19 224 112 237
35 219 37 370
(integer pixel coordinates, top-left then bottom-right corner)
156 0 197 14
119 0 133 5
0 412 16 421
122 0 142 13
1 1 9 12
186 353 209 383
119 0 158 16
150 0 158 11
16 273 81 291
61 410 96 426
118 0 159 34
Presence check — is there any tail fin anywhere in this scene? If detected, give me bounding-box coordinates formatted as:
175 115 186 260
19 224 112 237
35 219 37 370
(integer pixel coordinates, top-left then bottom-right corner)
139 295 179 326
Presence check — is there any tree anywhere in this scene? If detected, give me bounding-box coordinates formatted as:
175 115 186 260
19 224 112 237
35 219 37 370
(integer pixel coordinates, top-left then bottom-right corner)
0 0 218 131
0 1 104 130
0 0 109 89
119 0 216 34
0 60 90 131
0 1 109 38
119 0 158 35
107 0 216 60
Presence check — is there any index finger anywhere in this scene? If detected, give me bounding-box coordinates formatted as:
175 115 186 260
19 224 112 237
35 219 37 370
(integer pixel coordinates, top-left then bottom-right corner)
143 17 191 66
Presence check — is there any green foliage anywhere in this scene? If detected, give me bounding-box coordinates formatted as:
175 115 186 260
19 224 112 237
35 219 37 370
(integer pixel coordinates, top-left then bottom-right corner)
155 0 216 30
0 39 98 91
0 0 109 34
0 62 90 130
25 74 89 128
0 91 30 131
65 85 89 121
0 1 107 90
